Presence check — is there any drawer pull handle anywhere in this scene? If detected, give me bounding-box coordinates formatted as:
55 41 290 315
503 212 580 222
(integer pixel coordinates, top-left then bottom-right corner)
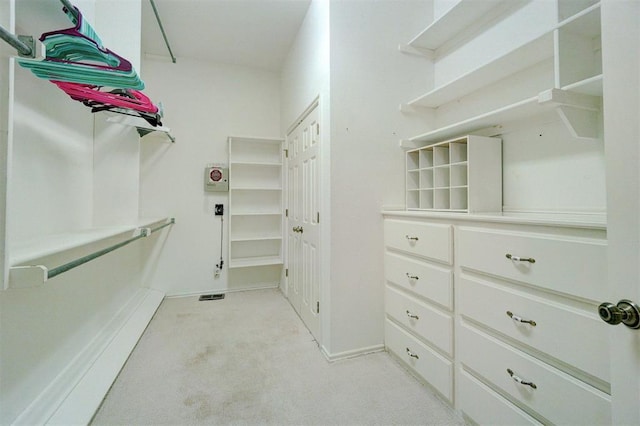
406 310 419 320
506 253 535 263
507 368 537 389
405 235 419 242
507 311 537 327
406 347 419 359
406 273 419 280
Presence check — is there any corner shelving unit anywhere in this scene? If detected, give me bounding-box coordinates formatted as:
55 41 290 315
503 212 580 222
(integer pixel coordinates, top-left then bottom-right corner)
228 136 284 287
401 1 603 149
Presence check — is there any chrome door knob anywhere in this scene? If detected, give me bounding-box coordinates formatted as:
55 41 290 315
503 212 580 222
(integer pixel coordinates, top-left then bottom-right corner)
598 299 640 329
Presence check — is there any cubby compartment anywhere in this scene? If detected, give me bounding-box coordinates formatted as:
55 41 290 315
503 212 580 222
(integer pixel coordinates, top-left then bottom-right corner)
230 214 282 240
420 190 434 209
229 137 282 164
557 4 602 90
407 170 420 190
230 239 282 266
434 166 450 188
450 164 468 187
230 189 282 214
434 189 450 210
405 135 501 213
420 170 434 189
407 151 420 171
230 163 282 189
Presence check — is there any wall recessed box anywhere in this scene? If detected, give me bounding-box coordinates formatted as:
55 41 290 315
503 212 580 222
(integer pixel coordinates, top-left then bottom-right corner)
204 164 229 192
406 135 502 213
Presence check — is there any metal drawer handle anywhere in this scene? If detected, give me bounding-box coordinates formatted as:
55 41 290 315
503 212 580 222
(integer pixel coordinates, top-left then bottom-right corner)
506 253 535 263
405 235 419 242
507 311 537 327
406 273 419 280
507 368 537 389
406 347 419 359
406 310 419 320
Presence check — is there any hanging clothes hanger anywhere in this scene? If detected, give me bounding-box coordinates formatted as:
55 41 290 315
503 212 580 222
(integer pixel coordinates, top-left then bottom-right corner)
17 6 145 89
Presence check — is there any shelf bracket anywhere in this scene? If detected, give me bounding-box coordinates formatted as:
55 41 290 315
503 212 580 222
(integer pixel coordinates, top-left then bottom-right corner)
397 43 434 59
538 88 601 140
8 265 48 289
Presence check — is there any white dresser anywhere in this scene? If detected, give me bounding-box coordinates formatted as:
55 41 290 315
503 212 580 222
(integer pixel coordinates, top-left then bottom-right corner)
383 211 610 424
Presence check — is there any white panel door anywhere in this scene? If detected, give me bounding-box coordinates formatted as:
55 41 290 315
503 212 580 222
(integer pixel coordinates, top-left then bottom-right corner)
286 104 320 340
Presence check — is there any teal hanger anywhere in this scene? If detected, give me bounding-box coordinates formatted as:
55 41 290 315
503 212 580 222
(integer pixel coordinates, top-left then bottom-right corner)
17 5 144 89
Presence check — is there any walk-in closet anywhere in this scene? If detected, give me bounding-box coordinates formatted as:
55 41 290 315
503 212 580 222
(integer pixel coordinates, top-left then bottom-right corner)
1 0 638 424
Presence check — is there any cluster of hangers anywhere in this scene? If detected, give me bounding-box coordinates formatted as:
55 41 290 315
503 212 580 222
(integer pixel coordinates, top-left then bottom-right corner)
17 3 162 126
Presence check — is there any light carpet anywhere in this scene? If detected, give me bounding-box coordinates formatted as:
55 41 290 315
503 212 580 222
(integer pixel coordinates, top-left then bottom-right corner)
91 288 465 425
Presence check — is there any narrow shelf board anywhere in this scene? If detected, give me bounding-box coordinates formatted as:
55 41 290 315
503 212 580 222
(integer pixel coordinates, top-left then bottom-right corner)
230 212 282 217
9 217 170 266
404 87 601 147
106 115 172 134
229 257 284 268
562 74 603 96
231 236 283 243
230 161 282 167
408 0 510 50
383 210 607 230
230 186 283 191
231 211 283 217
409 32 554 108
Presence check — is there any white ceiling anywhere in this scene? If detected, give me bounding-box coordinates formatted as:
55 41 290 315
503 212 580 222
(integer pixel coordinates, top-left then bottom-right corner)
141 0 311 71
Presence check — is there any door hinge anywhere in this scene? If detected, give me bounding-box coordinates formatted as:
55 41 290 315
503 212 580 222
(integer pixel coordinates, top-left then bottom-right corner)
286 268 288 277
284 149 288 158
316 123 320 135
286 209 288 217
317 212 320 223
316 301 320 313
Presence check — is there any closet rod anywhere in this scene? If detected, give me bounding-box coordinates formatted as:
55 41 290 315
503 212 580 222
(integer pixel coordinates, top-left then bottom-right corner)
149 0 176 63
0 25 33 57
47 218 175 279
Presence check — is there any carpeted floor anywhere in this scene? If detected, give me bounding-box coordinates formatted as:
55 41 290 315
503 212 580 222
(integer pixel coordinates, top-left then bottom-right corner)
91 288 465 425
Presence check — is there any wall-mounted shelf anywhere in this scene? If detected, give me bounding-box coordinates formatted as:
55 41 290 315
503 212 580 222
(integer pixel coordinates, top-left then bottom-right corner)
8 217 174 289
401 2 603 148
406 0 511 51
106 115 175 143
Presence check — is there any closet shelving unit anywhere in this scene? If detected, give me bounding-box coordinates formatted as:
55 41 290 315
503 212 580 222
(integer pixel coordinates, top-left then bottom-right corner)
401 0 602 148
7 217 174 289
228 137 284 270
406 135 501 213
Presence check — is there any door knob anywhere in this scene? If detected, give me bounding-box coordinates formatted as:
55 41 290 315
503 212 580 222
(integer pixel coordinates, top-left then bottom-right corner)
598 299 640 329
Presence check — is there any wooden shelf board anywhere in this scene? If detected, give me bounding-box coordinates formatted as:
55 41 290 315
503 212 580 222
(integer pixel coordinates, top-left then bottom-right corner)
9 217 170 266
229 257 283 268
408 0 510 50
409 32 554 108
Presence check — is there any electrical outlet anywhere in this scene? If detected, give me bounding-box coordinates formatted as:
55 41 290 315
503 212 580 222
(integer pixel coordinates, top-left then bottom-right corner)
215 204 224 216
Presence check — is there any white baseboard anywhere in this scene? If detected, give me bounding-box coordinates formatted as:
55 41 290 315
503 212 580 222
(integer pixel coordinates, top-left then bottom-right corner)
321 344 386 362
12 288 164 426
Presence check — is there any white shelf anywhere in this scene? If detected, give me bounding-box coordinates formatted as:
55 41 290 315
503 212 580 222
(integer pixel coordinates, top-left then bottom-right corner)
404 86 601 147
231 186 282 191
231 211 282 217
106 115 175 143
408 32 554 108
408 0 511 51
9 217 169 266
230 161 282 167
229 257 284 269
230 236 282 243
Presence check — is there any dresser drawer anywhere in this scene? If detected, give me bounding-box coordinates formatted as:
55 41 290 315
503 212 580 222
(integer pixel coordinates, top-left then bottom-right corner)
459 369 542 425
457 227 606 301
385 319 453 402
386 286 453 356
459 323 611 425
384 220 452 264
459 275 609 383
384 252 453 309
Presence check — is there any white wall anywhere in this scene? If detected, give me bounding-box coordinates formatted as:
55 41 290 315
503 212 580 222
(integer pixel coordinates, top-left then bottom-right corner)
0 1 155 423
0 0 12 287
326 0 432 355
139 57 281 296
